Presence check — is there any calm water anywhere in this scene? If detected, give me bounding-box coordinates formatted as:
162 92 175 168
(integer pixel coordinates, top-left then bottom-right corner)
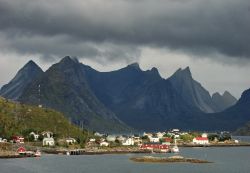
0 147 250 173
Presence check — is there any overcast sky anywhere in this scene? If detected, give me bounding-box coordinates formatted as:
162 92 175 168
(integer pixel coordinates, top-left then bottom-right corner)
0 0 250 98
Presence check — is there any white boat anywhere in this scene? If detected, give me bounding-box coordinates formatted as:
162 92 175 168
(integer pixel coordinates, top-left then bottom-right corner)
171 138 180 153
171 145 179 153
66 151 70 156
34 150 41 157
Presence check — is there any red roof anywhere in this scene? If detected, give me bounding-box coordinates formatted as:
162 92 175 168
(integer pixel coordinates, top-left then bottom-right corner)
164 138 172 142
195 137 208 141
17 147 26 153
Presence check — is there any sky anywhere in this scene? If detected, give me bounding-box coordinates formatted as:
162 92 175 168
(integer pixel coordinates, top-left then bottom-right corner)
0 0 250 98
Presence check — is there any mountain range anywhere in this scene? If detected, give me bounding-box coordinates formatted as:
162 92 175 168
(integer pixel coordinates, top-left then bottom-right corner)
1 56 248 132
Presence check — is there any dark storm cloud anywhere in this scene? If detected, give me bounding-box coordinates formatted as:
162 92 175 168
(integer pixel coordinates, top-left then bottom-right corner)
0 0 250 61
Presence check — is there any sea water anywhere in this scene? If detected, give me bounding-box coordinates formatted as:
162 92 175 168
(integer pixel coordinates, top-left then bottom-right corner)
0 146 250 173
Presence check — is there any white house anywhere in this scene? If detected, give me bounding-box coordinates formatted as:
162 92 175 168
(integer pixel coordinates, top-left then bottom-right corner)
100 141 109 147
43 138 55 146
106 135 116 142
65 138 76 145
89 138 96 142
122 138 135 146
0 138 7 143
149 136 160 143
193 137 209 145
29 132 39 141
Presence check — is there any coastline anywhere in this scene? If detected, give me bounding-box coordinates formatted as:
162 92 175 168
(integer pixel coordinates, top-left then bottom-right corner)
1 142 250 158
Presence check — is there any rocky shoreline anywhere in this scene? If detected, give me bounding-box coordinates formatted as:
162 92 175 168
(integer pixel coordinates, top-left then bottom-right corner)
130 155 212 164
1 143 250 158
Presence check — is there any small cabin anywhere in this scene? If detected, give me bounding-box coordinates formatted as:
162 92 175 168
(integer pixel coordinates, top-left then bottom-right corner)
65 138 77 145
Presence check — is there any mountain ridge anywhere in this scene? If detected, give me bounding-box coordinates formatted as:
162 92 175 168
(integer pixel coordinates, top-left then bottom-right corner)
18 56 130 133
0 57 245 132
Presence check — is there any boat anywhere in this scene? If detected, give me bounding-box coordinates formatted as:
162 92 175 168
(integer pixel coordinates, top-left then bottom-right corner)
171 139 179 153
66 151 70 156
34 150 41 157
171 145 179 153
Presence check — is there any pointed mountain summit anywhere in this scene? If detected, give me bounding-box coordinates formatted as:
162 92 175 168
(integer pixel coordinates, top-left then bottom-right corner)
212 91 237 112
168 67 218 113
127 62 140 69
59 56 79 64
223 91 237 103
19 56 129 132
0 60 43 100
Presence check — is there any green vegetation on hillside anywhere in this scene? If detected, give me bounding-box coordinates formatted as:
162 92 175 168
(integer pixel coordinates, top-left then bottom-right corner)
0 97 88 144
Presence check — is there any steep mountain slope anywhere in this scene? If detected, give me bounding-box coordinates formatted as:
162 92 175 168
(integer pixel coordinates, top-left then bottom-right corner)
19 56 130 133
212 91 237 112
0 97 87 142
168 67 218 113
83 63 201 130
0 61 43 100
204 88 250 131
2 58 248 132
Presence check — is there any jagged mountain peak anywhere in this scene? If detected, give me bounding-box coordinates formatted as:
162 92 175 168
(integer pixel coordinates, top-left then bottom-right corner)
169 66 218 113
21 60 42 72
212 90 238 112
0 59 43 100
127 62 141 70
223 91 233 97
60 56 79 64
181 66 192 77
148 67 162 79
212 92 221 97
171 66 192 79
25 60 39 67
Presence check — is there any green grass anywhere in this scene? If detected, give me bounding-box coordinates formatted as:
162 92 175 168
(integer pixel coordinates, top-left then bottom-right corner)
0 97 88 144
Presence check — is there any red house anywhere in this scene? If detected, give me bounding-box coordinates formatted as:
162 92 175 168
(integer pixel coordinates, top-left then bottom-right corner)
12 136 24 143
192 137 209 145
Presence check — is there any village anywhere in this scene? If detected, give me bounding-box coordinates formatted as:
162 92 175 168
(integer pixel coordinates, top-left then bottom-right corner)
0 128 246 158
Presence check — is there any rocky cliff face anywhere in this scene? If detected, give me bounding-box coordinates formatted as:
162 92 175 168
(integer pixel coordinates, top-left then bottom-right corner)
168 67 218 113
0 60 43 100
